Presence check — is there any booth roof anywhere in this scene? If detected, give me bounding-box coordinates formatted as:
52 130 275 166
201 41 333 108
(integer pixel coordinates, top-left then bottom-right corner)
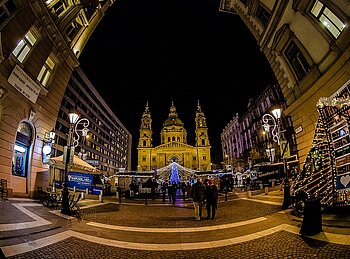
49 155 97 173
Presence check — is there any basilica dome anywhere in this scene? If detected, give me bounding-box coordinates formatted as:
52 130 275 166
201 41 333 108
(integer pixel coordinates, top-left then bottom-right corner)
163 102 184 127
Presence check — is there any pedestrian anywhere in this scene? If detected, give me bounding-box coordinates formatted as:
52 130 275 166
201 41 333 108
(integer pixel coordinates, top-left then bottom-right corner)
204 179 218 220
161 181 167 202
186 181 191 198
171 182 177 205
190 176 205 221
117 186 122 203
168 182 174 204
181 181 186 201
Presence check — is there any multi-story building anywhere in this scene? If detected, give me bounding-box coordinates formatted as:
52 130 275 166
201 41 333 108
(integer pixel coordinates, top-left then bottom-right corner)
52 67 132 178
137 101 211 172
221 84 296 171
219 0 350 166
0 0 115 197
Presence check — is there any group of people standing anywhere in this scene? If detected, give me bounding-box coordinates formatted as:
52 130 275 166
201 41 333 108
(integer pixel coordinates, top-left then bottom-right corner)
190 176 218 221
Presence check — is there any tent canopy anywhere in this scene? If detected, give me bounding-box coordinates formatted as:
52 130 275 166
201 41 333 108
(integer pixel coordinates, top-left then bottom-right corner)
49 155 98 173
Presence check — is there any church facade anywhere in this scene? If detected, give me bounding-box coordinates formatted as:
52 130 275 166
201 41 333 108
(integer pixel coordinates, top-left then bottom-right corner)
137 101 211 172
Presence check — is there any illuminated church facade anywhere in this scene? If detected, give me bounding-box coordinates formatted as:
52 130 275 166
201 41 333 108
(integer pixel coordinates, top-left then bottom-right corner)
137 101 211 172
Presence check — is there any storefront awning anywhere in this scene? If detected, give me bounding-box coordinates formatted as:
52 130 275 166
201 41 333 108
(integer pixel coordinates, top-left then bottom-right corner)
49 155 98 173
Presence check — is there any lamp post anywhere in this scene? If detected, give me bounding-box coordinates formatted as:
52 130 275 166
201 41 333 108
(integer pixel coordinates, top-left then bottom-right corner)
262 107 291 209
61 109 89 215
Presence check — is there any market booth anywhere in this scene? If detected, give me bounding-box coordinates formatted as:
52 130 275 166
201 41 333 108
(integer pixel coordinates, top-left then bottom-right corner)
49 155 102 194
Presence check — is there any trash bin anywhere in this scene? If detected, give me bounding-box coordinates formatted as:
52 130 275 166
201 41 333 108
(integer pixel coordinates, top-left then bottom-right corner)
300 196 322 236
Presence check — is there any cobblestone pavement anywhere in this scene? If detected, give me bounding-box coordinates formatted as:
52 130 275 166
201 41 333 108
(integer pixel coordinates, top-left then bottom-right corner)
1 189 349 259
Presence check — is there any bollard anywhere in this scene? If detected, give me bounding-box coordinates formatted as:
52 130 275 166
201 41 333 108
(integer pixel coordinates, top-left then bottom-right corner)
53 186 56 192
247 190 252 198
265 187 269 195
116 191 119 199
300 196 322 236
73 186 76 193
81 192 85 200
259 183 263 190
86 188 89 195
99 190 103 203
272 181 275 188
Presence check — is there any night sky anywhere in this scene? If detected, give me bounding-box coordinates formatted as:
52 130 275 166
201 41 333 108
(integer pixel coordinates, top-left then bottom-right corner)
79 0 276 170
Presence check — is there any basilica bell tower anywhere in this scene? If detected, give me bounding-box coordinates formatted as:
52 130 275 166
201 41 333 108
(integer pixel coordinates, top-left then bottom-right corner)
138 101 153 148
195 100 211 170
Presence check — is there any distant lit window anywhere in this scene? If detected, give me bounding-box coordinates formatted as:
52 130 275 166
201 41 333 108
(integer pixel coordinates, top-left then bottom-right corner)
37 56 55 87
12 30 37 63
255 4 270 26
285 41 311 81
311 0 345 38
0 0 16 25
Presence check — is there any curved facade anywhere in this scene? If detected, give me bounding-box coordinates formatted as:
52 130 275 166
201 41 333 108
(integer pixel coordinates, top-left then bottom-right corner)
0 0 115 197
137 101 211 172
220 0 350 166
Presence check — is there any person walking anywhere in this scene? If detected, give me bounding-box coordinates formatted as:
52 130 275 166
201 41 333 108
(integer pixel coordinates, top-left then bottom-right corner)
204 179 219 220
168 182 174 204
171 182 177 205
190 176 205 221
181 181 186 201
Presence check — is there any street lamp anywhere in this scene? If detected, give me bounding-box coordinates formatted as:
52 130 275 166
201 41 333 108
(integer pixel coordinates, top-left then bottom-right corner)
262 107 291 209
61 109 90 215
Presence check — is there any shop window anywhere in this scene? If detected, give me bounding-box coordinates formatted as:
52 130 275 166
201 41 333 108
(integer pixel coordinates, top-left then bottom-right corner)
311 0 345 39
12 29 37 63
37 56 55 87
284 41 311 81
12 122 33 177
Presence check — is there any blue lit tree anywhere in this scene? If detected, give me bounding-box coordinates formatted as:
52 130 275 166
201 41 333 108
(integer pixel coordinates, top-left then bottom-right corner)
170 163 180 184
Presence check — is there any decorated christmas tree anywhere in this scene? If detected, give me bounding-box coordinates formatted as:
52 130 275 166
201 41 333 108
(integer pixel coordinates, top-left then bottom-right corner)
170 163 181 184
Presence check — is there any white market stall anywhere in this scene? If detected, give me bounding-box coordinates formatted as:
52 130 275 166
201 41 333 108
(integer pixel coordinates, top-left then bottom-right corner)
48 155 99 189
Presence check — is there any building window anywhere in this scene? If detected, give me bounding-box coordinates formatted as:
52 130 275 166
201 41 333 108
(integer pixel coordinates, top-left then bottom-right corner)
66 22 81 41
142 156 146 162
50 1 65 17
311 0 345 39
37 56 55 87
12 30 37 63
0 0 16 25
284 41 311 81
255 4 270 26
